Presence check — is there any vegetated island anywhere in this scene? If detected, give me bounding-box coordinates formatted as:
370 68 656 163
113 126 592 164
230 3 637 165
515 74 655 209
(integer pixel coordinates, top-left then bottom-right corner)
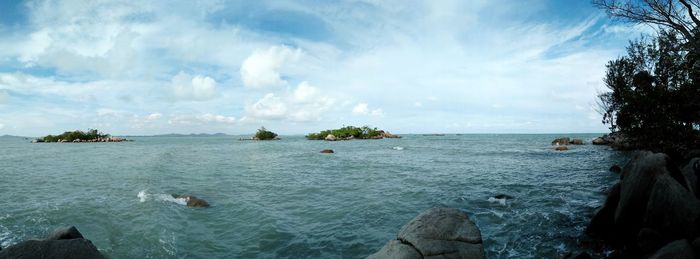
239 127 279 141
32 129 130 143
305 126 400 141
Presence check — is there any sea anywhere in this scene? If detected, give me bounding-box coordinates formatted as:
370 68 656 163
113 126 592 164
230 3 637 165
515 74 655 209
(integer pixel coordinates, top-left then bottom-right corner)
0 134 630 258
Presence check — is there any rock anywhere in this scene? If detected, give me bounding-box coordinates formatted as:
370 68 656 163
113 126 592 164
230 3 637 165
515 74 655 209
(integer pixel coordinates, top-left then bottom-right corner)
692 237 700 250
682 158 700 198
493 194 513 200
46 226 84 240
614 152 689 239
367 240 421 259
381 131 401 139
0 227 105 259
587 182 621 242
325 134 337 141
552 137 571 145
636 228 664 254
643 174 700 241
570 139 584 145
173 194 210 208
592 137 608 145
649 239 696 259
396 208 485 259
609 165 622 174
555 146 569 151
320 149 334 154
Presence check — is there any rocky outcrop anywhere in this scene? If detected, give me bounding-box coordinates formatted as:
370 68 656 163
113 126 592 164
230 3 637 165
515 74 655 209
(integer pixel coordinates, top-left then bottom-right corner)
368 208 485 259
0 226 105 259
593 132 630 149
587 151 700 257
570 139 584 145
552 137 571 145
592 137 608 145
320 149 334 154
649 239 697 259
325 134 338 141
172 194 210 208
380 131 401 139
609 165 622 174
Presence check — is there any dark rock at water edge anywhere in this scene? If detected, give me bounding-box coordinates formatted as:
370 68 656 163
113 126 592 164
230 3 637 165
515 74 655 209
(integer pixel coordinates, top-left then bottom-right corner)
368 208 486 259
609 165 622 174
492 194 513 200
172 194 210 208
586 151 700 258
0 226 105 259
320 149 334 153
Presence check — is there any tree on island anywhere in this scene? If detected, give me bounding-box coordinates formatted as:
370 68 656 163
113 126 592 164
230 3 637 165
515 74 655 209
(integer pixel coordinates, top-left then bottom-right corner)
254 126 278 140
595 0 700 159
306 125 394 140
41 129 110 142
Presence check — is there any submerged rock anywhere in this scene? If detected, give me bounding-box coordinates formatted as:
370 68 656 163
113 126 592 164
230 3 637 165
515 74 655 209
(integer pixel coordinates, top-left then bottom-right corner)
555 146 569 151
552 137 571 145
492 194 514 200
0 226 105 259
172 194 210 208
320 149 334 154
368 208 485 259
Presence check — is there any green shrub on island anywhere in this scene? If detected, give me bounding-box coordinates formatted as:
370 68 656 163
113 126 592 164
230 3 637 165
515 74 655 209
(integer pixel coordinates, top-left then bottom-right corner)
254 127 278 140
38 129 125 142
305 126 383 140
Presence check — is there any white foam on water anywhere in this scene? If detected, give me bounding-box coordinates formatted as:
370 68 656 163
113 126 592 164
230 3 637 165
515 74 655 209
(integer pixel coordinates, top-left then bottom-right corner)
488 197 507 206
392 146 404 150
137 190 187 206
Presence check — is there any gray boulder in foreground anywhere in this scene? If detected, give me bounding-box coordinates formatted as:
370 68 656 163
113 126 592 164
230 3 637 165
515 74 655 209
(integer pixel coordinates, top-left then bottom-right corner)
0 226 105 259
368 208 485 259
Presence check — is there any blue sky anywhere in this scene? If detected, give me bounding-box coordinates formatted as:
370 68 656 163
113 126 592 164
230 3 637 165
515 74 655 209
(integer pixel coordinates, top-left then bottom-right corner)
0 0 644 136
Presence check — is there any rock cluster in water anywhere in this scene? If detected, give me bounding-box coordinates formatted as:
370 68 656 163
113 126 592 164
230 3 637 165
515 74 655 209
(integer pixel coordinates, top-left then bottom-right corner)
551 137 585 151
591 132 628 149
0 226 105 259
172 194 210 208
587 151 700 258
368 208 486 259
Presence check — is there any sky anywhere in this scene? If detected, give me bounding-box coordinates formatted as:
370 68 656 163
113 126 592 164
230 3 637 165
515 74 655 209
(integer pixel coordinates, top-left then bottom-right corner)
0 0 646 136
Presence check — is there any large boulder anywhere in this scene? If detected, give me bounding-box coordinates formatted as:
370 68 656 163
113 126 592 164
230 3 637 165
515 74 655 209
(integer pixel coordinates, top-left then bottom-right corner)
552 137 570 145
614 152 689 239
0 226 105 259
367 240 421 259
587 182 621 242
643 174 700 241
369 208 485 259
649 239 697 259
325 134 338 141
592 137 608 145
682 158 700 199
570 139 584 145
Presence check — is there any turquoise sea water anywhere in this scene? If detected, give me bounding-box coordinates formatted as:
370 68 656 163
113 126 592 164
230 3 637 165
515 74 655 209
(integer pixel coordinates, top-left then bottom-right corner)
0 134 629 258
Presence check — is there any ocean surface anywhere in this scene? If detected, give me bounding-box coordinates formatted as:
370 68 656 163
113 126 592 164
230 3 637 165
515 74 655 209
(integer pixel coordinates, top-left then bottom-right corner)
0 134 629 258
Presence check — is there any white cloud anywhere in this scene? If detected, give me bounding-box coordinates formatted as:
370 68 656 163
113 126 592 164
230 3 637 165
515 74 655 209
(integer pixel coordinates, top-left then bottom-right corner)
240 46 301 88
0 123 4 130
245 82 335 122
245 93 288 120
171 72 218 101
0 90 9 104
352 103 369 115
146 113 162 121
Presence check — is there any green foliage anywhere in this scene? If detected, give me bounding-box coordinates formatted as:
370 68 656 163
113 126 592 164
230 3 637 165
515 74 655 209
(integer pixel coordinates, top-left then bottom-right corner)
305 126 382 140
41 129 109 142
598 30 700 157
255 126 278 140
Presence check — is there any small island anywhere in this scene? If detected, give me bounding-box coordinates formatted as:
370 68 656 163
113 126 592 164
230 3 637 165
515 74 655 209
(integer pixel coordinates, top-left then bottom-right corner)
239 127 280 141
32 129 129 143
305 126 400 141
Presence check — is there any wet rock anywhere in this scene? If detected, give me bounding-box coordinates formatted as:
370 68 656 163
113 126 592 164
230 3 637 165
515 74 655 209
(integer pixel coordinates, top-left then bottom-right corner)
173 194 210 208
570 139 584 145
324 134 337 141
555 146 569 151
397 208 485 259
587 182 621 242
609 165 622 174
493 194 513 200
552 137 571 145
367 240 421 259
592 137 608 145
46 226 84 240
320 149 334 154
649 239 696 259
0 227 105 259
